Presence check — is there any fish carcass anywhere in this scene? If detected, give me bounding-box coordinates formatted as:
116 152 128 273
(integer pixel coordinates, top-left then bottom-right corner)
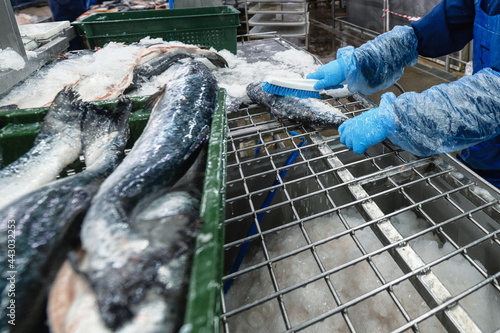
49 60 218 332
0 54 89 109
69 42 227 102
0 87 84 211
246 82 348 128
77 0 168 19
48 144 208 333
125 44 228 94
0 98 132 333
0 41 227 109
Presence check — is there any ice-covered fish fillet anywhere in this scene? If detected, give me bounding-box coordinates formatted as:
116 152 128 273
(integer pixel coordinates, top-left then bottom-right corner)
0 98 132 333
247 82 348 128
69 61 217 331
0 87 83 211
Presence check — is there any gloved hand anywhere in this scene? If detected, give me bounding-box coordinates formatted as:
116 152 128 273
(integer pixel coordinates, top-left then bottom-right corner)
306 58 346 90
339 103 396 154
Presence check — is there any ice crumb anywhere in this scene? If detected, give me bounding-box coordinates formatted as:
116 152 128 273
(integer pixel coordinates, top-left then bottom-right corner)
226 207 500 332
324 85 352 98
0 39 323 108
15 13 38 25
198 233 213 243
207 48 320 99
26 51 37 59
0 48 26 71
470 185 496 202
450 171 464 180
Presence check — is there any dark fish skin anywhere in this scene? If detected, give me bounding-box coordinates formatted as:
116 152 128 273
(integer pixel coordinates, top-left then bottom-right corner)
124 47 228 94
246 82 348 128
146 45 229 69
124 53 192 94
77 60 218 330
0 87 83 211
0 104 18 111
117 145 208 332
0 98 132 333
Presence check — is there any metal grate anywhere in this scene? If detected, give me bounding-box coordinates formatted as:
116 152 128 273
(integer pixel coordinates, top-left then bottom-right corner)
221 92 500 333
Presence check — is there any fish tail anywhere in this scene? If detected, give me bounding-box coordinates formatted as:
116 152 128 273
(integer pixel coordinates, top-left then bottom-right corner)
206 51 229 68
172 139 208 194
194 49 228 68
80 97 132 160
39 86 82 137
109 97 134 134
167 46 228 68
143 86 166 112
53 86 81 110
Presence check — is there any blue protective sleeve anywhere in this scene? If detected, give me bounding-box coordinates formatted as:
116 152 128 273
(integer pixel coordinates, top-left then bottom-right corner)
386 68 500 157
337 26 419 95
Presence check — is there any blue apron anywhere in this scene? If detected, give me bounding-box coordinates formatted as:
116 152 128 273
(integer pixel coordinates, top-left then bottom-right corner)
457 0 500 188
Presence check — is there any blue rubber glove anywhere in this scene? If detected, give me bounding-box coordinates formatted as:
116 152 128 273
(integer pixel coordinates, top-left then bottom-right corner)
339 95 396 154
306 58 346 90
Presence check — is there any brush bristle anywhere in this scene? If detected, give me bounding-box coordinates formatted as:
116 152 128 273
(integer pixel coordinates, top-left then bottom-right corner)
262 82 322 99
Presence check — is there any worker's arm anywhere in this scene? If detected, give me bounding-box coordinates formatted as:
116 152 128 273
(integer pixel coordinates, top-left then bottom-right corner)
308 0 479 95
339 68 500 156
411 0 475 58
308 26 419 94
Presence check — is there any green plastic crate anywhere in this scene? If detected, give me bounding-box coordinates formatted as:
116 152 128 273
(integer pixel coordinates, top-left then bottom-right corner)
0 89 227 332
183 89 227 332
72 6 240 54
0 96 153 166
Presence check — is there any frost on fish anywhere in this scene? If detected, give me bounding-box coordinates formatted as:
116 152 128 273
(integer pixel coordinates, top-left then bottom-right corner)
247 82 348 128
49 147 208 332
0 98 132 333
126 63 182 97
74 43 144 101
0 87 83 211
137 44 228 69
68 61 217 331
0 54 90 109
0 41 227 109
124 45 228 94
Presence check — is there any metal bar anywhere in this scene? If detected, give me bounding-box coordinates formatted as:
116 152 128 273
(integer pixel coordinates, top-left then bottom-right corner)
384 0 389 32
224 168 455 251
0 36 70 96
445 55 451 72
225 164 493 292
308 132 482 333
285 229 500 332
222 48 500 331
392 273 500 333
223 206 500 319
0 0 26 58
224 135 308 293
225 156 434 221
227 134 397 186
371 155 500 295
331 17 380 38
254 133 294 330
